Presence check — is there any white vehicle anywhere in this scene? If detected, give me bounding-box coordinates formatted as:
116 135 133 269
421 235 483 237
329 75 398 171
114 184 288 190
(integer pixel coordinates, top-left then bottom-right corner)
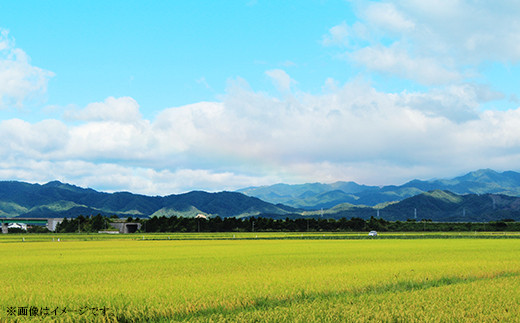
368 230 378 236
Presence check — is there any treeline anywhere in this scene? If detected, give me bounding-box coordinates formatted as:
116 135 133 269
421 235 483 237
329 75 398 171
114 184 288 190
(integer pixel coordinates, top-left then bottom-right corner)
143 216 520 232
56 214 112 233
54 214 520 233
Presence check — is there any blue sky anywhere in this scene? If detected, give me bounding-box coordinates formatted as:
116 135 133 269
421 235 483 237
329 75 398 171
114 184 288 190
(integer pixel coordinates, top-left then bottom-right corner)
1 1 520 195
1 1 356 115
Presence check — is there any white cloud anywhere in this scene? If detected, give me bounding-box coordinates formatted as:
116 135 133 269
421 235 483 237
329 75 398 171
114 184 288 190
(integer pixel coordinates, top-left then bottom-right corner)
351 44 460 85
363 2 414 33
322 22 350 47
64 96 142 123
398 0 520 62
401 83 504 122
0 29 54 108
265 69 296 93
65 120 153 161
0 158 276 195
324 1 520 85
0 118 68 158
1 72 518 195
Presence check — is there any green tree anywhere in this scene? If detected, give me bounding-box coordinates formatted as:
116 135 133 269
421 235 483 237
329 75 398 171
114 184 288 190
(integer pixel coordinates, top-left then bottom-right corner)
91 214 106 231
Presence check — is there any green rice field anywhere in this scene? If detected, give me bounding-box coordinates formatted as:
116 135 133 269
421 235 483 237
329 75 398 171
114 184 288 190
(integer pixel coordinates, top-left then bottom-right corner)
1 233 520 322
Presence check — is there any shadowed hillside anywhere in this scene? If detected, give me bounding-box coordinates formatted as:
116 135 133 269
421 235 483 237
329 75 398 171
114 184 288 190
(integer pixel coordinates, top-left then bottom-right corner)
0 181 297 218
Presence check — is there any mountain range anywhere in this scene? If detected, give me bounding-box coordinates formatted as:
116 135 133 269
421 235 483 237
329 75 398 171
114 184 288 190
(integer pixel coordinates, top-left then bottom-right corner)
2 169 520 222
0 181 295 219
238 169 520 209
305 190 520 222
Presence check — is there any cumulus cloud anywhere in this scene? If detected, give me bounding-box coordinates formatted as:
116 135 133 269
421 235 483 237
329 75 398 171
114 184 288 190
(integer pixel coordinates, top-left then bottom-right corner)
0 118 68 158
350 44 460 85
400 0 520 62
1 71 519 194
0 29 54 108
324 0 520 85
363 2 415 33
322 22 350 47
64 96 142 123
265 69 296 93
401 83 505 122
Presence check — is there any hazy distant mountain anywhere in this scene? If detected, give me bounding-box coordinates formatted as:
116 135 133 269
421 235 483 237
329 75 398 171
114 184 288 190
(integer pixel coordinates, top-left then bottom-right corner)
238 169 520 209
0 181 297 219
237 182 378 209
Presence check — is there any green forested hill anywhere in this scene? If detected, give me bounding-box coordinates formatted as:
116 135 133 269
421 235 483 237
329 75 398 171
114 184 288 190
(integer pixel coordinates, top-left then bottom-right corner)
0 181 296 218
3 172 520 222
316 190 520 222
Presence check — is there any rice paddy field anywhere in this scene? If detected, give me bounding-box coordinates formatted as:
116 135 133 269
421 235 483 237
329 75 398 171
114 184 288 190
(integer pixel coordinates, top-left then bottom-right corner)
1 233 520 322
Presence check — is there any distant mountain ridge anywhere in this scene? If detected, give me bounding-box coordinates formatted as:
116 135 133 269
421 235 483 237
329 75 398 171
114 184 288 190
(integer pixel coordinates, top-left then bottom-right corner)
237 169 520 209
0 181 296 219
380 190 520 222
3 169 520 222
237 182 377 209
315 190 520 222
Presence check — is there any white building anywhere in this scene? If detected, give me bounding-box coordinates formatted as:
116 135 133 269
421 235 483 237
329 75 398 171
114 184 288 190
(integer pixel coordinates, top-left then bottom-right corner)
8 223 27 230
